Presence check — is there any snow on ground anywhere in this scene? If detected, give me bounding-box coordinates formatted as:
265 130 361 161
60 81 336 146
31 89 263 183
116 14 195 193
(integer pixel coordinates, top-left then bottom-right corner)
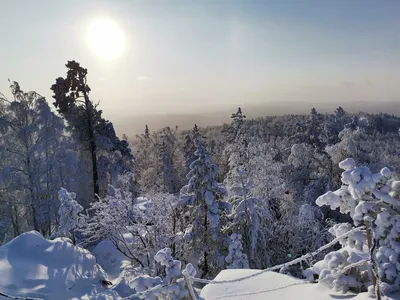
200 269 400 300
1 232 398 300
92 240 131 280
0 231 115 300
92 240 141 298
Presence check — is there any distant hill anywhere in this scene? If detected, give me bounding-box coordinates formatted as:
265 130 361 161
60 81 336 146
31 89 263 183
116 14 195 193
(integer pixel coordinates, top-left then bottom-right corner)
112 100 400 137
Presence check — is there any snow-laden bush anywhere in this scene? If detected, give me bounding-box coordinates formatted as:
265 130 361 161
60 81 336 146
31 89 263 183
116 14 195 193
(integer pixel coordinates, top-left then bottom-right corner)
307 223 370 293
314 158 400 296
56 188 83 242
80 174 178 269
129 248 197 300
225 233 249 269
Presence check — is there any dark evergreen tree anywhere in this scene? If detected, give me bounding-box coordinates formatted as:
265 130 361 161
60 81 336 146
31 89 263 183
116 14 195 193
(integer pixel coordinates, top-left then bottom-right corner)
51 61 99 202
159 141 177 193
183 124 201 174
224 107 247 142
323 106 349 145
294 108 325 152
51 61 133 204
231 107 246 133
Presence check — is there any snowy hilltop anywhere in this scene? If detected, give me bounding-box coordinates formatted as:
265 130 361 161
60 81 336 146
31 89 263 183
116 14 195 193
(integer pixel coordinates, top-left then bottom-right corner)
1 63 400 299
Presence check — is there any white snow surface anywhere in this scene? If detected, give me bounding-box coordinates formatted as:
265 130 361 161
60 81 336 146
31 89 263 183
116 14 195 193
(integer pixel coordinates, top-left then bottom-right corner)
1 232 399 300
0 231 111 300
92 240 132 280
200 269 399 300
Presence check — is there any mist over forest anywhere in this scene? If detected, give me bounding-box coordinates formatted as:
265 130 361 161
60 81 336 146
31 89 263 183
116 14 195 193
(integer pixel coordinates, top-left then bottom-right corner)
113 100 400 136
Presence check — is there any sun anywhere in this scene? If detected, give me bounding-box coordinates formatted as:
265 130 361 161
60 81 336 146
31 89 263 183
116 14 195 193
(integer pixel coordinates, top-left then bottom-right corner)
86 18 126 60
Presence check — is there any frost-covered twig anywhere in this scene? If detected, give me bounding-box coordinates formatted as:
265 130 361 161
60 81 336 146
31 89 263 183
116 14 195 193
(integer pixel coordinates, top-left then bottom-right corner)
183 269 197 300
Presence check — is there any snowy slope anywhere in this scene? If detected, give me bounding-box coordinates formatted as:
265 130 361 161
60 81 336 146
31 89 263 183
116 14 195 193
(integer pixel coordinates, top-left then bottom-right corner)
1 233 398 300
200 269 399 300
92 240 141 298
92 240 132 280
0 231 112 300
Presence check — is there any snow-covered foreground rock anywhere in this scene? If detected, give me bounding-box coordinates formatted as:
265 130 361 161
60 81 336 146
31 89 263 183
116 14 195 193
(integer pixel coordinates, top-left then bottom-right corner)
200 269 400 300
0 231 115 300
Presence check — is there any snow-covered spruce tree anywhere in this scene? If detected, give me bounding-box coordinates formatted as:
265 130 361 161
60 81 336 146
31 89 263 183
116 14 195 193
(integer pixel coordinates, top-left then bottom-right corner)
179 138 229 279
231 107 246 137
129 248 197 300
183 124 201 175
56 188 83 243
221 107 247 151
225 233 249 269
294 108 325 152
135 126 163 194
322 106 349 145
135 125 182 194
134 125 151 190
224 108 271 269
223 107 248 174
225 163 271 269
159 141 178 194
315 158 400 296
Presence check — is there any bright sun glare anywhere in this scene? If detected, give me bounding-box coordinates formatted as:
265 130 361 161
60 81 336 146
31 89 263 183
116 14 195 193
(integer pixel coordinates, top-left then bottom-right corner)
86 18 126 60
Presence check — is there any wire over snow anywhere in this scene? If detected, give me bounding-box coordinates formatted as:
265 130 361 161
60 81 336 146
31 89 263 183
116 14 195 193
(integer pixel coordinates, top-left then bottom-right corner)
190 226 366 285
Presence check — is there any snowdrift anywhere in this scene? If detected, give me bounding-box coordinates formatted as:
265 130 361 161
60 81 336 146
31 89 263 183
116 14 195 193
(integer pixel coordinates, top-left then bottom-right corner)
92 240 132 280
92 240 140 298
1 232 398 300
0 231 112 300
200 269 400 300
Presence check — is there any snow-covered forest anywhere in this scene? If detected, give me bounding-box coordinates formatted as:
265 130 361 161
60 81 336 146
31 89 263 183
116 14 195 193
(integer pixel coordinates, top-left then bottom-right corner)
1 61 400 299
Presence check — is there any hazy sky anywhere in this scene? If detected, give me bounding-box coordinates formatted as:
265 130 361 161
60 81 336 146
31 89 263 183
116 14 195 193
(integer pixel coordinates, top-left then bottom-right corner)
1 0 399 120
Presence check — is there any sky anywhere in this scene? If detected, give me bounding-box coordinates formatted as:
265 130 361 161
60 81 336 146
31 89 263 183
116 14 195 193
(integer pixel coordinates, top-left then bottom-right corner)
0 0 399 126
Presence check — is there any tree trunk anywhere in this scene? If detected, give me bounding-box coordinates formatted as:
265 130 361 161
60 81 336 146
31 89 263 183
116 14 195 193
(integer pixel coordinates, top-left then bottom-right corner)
202 203 209 279
11 205 20 237
366 222 381 300
26 157 39 231
171 208 177 257
83 92 99 201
